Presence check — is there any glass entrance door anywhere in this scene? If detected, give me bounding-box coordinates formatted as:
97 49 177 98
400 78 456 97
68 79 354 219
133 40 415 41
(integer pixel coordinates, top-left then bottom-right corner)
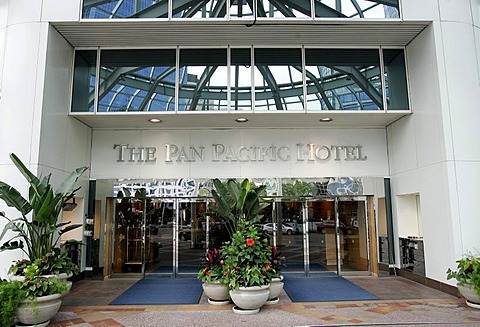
176 199 208 275
275 199 305 274
337 197 369 273
307 198 337 274
109 195 370 278
306 197 369 275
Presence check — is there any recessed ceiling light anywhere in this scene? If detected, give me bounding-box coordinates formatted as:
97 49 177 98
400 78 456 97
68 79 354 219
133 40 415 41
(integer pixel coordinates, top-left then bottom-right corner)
148 118 162 123
235 117 248 123
319 117 333 122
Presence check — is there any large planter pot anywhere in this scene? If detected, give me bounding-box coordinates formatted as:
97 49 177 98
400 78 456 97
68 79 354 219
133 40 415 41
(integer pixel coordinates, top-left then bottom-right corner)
16 293 62 325
457 283 480 308
229 284 270 314
266 275 284 305
202 282 230 305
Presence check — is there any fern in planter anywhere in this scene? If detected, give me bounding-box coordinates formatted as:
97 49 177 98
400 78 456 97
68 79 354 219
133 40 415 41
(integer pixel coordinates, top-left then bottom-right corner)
0 279 25 327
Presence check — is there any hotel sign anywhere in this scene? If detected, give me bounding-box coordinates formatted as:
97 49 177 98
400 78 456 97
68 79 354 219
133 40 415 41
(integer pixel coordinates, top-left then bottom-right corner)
113 143 367 163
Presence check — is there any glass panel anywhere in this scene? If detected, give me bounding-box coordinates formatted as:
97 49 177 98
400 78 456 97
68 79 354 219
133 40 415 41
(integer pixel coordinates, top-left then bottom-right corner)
308 199 337 273
177 200 208 274
231 48 252 111
98 49 176 112
112 199 145 274
254 48 304 111
173 0 228 18
178 49 228 111
82 0 399 19
384 49 409 110
338 198 368 272
257 0 312 18
305 49 382 111
277 199 304 274
144 199 174 276
230 0 254 18
83 0 169 19
71 50 97 112
315 0 399 18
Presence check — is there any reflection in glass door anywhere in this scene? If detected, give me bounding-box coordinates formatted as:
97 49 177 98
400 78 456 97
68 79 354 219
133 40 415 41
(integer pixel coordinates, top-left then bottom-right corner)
109 195 371 278
177 199 208 275
307 197 369 275
337 198 369 273
111 198 173 276
307 198 337 274
276 199 305 274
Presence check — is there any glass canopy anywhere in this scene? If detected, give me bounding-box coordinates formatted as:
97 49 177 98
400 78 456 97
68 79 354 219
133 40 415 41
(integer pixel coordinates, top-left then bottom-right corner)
72 47 408 113
82 0 400 19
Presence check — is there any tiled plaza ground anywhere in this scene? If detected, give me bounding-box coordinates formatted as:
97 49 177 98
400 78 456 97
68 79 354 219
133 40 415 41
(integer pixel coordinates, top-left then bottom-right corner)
48 276 480 327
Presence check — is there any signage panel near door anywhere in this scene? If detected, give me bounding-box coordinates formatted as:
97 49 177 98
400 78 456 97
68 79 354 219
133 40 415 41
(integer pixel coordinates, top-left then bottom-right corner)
113 143 368 163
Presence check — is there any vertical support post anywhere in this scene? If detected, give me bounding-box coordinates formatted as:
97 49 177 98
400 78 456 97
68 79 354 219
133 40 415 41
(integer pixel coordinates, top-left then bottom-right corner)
384 178 396 266
335 197 341 276
302 199 309 277
86 180 96 269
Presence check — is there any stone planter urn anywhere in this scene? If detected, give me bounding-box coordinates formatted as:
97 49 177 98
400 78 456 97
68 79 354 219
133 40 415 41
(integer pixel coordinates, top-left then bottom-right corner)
16 293 62 326
202 281 230 305
265 275 284 305
229 284 270 314
457 283 480 309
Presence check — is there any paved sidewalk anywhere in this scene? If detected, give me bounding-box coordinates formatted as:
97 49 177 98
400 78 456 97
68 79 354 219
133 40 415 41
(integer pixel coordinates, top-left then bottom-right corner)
49 276 480 327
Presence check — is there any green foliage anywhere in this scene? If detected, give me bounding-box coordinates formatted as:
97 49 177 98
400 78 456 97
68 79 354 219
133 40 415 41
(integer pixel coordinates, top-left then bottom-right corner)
0 153 88 262
447 253 480 296
19 275 68 300
209 178 267 237
197 248 228 283
282 181 315 197
0 279 25 327
222 220 272 289
9 247 79 277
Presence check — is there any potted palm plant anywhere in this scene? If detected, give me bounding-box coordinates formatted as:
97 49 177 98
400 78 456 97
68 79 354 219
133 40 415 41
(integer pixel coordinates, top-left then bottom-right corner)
208 178 267 237
199 178 279 313
447 252 480 308
0 153 87 282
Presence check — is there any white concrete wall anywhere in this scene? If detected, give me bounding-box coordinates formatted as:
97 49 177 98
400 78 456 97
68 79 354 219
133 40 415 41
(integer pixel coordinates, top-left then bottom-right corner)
0 1 47 278
0 2 91 278
389 0 480 285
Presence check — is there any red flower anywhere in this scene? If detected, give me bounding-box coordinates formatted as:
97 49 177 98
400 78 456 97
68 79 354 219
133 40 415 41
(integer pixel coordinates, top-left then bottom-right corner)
223 271 228 276
205 271 211 275
246 238 255 246
22 259 27 263
235 266 240 270
266 265 270 271
220 260 224 265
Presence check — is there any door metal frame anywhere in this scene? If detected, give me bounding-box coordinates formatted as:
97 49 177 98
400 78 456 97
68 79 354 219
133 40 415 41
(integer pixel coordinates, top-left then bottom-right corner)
108 194 372 278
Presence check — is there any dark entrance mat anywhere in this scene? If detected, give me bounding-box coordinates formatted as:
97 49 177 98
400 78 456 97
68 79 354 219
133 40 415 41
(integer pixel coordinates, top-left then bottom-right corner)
110 278 203 305
283 276 379 302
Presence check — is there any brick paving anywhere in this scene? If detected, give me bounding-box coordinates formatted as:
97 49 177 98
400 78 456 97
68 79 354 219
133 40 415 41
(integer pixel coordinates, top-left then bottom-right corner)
46 276 480 327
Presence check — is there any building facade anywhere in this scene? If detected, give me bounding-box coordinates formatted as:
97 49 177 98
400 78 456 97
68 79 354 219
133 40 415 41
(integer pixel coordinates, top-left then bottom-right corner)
0 0 479 291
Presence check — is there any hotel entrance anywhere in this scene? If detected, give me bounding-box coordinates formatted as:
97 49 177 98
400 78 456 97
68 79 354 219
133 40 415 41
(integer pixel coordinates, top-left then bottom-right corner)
106 194 375 278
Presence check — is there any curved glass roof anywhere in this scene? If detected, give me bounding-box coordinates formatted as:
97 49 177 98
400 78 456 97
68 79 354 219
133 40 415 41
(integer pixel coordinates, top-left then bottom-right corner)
82 0 399 19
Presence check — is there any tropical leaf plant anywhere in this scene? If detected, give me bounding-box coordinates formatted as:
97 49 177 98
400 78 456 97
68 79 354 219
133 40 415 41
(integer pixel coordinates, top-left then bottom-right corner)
208 178 267 238
0 153 88 262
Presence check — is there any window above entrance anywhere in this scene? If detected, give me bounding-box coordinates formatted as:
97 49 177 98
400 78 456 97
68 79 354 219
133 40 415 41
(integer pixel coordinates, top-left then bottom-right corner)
71 47 409 120
82 0 400 20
